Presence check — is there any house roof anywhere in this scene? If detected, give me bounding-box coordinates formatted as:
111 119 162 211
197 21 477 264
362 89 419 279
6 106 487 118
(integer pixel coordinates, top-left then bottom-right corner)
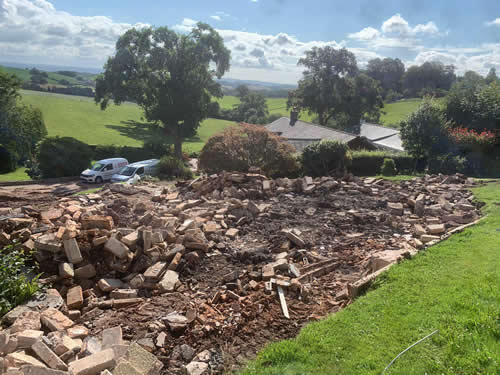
372 134 404 151
356 123 400 141
266 117 357 143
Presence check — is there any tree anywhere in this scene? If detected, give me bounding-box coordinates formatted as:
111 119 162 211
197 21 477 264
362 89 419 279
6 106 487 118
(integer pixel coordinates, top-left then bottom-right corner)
95 23 230 159
446 81 500 132
485 68 498 84
233 91 269 124
366 57 405 97
235 84 250 98
288 47 383 127
400 99 450 161
403 62 456 97
0 70 47 172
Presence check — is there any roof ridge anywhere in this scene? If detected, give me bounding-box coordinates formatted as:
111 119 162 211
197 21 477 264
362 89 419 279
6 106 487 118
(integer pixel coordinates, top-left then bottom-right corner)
277 117 358 137
362 122 400 134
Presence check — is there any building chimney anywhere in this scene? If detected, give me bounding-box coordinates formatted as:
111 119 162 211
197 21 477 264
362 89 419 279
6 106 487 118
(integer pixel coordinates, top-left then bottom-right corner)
290 110 298 126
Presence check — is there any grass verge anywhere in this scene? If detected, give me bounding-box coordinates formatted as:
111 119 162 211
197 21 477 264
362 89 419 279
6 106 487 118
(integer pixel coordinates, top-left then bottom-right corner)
242 181 500 375
0 167 31 182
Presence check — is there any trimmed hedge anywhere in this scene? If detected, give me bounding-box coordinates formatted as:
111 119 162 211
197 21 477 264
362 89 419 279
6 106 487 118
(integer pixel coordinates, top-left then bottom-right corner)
92 141 171 163
302 140 351 177
37 137 92 178
381 158 397 176
349 150 416 176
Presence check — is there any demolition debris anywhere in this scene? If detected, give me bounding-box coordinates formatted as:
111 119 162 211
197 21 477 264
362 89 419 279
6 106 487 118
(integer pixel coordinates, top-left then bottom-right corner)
0 172 480 374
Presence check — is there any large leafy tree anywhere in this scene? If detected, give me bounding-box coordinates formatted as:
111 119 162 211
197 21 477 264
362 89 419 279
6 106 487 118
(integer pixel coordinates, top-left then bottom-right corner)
402 61 456 97
233 91 269 124
400 98 450 161
0 70 46 172
446 81 500 132
366 57 405 97
95 23 230 159
288 47 383 127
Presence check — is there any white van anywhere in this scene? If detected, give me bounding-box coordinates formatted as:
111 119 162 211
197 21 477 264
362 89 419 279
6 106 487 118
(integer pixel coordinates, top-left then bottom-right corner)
111 159 160 183
80 158 128 183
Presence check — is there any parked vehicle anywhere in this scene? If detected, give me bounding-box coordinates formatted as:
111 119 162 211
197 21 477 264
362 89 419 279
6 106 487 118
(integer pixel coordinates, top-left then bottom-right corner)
111 159 160 183
80 158 128 183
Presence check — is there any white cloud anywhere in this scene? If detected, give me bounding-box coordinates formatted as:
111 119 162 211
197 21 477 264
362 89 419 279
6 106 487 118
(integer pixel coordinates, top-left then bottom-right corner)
0 0 148 67
1 2 499 84
250 0 258 3
210 15 221 21
350 13 441 50
173 17 197 32
486 18 500 27
348 27 380 41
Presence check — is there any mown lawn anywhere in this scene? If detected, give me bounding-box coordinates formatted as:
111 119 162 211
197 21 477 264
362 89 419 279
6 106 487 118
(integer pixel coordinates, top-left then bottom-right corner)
380 98 423 127
0 167 30 182
242 181 500 375
0 91 235 182
20 91 234 150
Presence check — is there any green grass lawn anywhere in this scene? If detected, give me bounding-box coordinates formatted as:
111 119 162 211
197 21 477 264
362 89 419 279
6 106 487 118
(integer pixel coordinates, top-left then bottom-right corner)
242 181 500 375
0 167 30 182
0 91 234 182
380 99 423 127
19 91 234 150
1 65 94 85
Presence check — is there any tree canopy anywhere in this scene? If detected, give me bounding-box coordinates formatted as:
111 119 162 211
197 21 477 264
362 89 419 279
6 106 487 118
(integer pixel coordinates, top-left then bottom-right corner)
95 23 231 158
288 47 383 128
366 57 405 98
403 61 456 97
0 70 46 172
400 99 450 161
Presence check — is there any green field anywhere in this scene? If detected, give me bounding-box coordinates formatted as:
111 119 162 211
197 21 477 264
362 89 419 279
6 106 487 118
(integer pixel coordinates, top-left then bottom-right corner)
242 181 500 375
19 91 233 151
0 66 96 86
380 98 423 127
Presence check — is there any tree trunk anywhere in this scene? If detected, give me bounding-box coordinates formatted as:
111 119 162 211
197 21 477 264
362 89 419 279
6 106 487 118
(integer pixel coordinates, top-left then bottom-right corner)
173 123 183 160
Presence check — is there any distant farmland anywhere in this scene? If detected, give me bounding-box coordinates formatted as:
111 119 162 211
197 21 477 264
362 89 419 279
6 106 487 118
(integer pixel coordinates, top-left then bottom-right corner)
20 90 233 151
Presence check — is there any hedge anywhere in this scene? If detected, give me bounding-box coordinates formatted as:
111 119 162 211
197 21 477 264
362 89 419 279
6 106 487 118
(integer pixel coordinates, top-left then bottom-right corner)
349 150 416 176
91 141 171 163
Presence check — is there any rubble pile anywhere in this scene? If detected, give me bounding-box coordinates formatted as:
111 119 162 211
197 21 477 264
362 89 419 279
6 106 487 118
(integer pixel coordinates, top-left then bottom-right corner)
0 172 481 374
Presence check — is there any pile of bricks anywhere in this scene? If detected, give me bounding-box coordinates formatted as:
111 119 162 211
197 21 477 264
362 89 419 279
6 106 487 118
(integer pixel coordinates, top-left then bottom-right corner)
0 172 481 374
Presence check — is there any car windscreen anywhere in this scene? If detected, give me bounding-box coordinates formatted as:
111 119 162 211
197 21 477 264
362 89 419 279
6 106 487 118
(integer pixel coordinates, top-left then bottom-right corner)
120 166 136 176
90 163 104 171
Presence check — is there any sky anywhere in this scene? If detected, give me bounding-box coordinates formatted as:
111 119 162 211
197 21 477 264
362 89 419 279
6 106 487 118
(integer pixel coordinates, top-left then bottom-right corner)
0 0 499 84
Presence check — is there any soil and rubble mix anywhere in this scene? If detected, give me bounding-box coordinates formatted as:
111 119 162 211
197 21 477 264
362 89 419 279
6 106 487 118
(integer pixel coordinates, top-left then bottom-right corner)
0 172 481 374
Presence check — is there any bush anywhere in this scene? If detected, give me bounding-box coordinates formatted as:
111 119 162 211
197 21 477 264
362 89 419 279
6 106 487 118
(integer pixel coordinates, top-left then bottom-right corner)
302 140 351 177
157 156 193 180
381 158 397 176
428 154 467 175
0 246 39 316
199 123 300 178
349 150 416 176
37 137 92 178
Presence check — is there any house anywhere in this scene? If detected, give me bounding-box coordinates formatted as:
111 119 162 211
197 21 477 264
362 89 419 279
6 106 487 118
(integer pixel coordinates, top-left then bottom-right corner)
265 114 376 152
265 113 404 152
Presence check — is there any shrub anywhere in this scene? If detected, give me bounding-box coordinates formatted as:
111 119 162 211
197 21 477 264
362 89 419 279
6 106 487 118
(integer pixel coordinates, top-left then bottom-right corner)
199 123 300 178
157 156 193 180
0 246 39 316
448 127 496 152
37 136 92 178
428 154 467 175
381 158 397 176
302 140 351 177
400 99 451 160
349 150 416 176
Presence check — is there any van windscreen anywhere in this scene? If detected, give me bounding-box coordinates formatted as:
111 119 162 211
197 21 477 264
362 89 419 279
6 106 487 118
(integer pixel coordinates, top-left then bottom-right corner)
120 166 136 176
91 163 104 171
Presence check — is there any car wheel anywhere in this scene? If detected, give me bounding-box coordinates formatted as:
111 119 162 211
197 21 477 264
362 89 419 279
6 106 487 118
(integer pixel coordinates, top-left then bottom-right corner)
95 177 103 184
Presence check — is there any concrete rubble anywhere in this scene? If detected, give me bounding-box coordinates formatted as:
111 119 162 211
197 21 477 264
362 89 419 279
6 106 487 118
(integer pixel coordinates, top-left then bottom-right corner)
0 172 481 374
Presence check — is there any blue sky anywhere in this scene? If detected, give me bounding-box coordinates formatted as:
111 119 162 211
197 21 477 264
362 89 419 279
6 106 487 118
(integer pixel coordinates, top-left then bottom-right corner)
1 0 499 83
